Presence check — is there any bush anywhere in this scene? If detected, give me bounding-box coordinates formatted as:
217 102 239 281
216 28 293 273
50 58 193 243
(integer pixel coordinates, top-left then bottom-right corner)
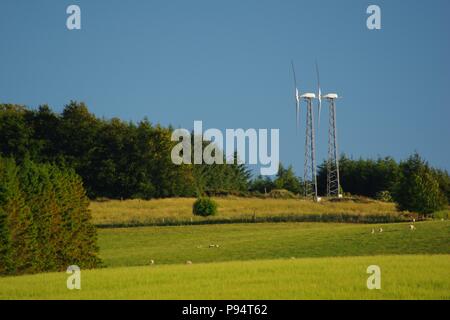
193 197 218 217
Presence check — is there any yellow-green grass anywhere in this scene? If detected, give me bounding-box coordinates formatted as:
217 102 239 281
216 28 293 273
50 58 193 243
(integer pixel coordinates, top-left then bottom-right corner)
90 197 403 227
0 255 448 299
98 221 450 267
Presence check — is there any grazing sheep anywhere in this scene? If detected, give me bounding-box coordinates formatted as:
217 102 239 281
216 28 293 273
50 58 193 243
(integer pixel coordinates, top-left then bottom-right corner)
379 227 383 233
150 259 154 265
410 224 416 231
216 245 220 248
209 244 215 248
186 260 192 265
371 228 375 234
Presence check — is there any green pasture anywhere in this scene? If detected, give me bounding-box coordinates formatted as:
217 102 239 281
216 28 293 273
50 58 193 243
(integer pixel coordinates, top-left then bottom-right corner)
0 255 448 299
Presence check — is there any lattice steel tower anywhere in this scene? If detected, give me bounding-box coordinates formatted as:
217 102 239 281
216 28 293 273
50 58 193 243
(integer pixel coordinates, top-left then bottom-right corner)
291 61 319 201
302 94 318 199
324 94 341 197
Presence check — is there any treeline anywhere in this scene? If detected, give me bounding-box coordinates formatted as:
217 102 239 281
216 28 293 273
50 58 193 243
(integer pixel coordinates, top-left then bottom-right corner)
1 102 449 208
251 155 450 209
322 155 450 205
317 156 400 198
250 164 303 195
0 156 100 275
0 103 250 199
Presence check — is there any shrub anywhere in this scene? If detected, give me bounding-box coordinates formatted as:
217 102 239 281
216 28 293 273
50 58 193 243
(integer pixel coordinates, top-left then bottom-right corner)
193 197 218 217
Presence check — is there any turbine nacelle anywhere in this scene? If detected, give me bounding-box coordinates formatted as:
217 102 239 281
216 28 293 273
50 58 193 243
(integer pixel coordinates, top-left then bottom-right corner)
323 93 339 100
300 93 316 99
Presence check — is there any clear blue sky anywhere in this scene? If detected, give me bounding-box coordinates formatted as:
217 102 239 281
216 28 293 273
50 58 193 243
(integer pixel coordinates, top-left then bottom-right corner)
1 0 449 175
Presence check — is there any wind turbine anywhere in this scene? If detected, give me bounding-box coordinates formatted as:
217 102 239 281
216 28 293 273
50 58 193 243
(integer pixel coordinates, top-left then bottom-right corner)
290 61 319 201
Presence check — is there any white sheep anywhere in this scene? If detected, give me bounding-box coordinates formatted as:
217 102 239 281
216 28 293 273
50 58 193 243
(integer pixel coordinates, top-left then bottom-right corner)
150 259 154 265
186 260 192 265
410 224 416 231
379 227 383 233
371 228 375 234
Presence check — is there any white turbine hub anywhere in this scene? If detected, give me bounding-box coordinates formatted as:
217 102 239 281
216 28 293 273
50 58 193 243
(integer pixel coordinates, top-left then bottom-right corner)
300 93 316 99
323 93 338 99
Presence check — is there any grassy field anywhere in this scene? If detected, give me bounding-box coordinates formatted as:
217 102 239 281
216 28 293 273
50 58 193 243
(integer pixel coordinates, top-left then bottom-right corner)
90 197 405 227
1 206 448 300
98 221 450 267
1 221 449 299
0 255 448 299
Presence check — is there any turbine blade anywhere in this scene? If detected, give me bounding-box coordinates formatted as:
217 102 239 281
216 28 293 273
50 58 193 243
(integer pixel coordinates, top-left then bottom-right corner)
318 89 322 129
291 61 300 132
315 60 322 129
291 60 297 88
